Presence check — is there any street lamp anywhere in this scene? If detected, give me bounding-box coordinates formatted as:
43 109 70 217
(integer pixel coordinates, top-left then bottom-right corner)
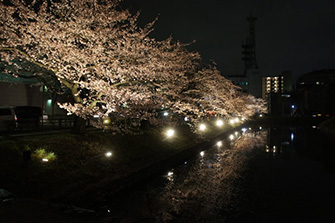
216 119 224 127
105 151 112 157
166 129 175 138
199 123 206 131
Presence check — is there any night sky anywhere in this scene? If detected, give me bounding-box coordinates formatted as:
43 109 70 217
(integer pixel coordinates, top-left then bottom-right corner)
121 0 335 81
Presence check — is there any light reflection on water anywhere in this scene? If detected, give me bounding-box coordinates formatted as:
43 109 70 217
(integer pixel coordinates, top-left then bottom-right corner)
104 126 335 222
152 127 267 222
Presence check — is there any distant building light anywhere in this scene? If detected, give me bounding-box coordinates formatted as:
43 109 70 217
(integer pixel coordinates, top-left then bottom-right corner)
316 81 320 85
291 105 295 109
163 112 169 116
47 99 52 106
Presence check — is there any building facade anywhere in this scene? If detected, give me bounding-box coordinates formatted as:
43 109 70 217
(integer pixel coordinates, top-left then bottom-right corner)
294 69 335 116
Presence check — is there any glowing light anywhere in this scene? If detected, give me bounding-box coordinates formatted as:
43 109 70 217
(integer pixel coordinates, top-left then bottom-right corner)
317 114 322 117
163 112 169 116
234 131 238 136
229 134 234 140
103 118 110 125
166 129 175 138
259 114 263 117
312 126 317 129
216 141 223 147
235 118 239 123
259 126 262 130
241 117 245 121
241 128 247 133
291 133 294 141
167 171 174 177
216 119 224 127
229 119 235 124
42 158 49 162
105 152 112 157
93 114 99 118
199 123 206 131
291 105 295 109
200 151 205 157
184 117 189 121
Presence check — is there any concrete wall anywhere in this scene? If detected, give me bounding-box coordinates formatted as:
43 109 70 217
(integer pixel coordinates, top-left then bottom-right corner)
0 82 43 107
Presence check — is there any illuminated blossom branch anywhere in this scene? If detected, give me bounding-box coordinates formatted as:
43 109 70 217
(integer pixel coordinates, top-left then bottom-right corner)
0 0 265 133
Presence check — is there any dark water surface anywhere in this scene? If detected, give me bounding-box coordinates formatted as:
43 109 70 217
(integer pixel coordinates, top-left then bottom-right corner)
102 125 335 222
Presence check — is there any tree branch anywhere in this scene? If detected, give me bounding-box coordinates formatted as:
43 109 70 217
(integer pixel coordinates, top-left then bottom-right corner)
0 47 58 74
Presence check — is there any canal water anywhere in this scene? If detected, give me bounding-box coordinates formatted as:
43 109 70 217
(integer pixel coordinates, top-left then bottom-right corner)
100 124 335 223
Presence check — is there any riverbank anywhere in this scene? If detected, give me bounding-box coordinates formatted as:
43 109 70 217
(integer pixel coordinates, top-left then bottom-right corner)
0 121 241 222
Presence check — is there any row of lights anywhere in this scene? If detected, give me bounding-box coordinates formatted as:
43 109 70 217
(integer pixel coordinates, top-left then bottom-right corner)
165 117 245 138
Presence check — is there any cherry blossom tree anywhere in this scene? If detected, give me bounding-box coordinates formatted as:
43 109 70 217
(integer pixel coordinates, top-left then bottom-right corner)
169 64 266 123
0 0 200 131
1 0 266 133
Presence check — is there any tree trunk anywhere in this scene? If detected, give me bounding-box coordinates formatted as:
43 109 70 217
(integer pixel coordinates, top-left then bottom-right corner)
72 116 86 134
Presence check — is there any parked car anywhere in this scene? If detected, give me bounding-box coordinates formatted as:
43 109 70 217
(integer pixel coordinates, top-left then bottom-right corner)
0 106 42 132
0 106 17 132
15 106 42 130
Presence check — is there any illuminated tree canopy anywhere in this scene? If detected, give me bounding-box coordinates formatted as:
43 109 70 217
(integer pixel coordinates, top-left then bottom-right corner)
0 0 266 133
